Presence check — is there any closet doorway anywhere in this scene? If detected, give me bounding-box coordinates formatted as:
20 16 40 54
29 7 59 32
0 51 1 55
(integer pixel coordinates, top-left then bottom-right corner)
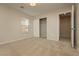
59 5 75 48
59 12 71 42
39 18 47 39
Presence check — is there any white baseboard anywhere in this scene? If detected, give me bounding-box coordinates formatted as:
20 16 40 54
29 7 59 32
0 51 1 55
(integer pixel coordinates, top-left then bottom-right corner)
0 37 33 45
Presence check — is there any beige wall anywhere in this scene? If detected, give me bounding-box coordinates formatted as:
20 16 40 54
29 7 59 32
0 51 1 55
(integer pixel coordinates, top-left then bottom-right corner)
34 6 72 41
0 5 34 43
76 4 79 48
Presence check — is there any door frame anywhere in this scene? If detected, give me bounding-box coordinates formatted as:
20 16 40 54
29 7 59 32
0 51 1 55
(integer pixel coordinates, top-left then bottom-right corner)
71 5 75 48
58 8 75 48
59 11 71 40
39 18 47 38
58 10 72 40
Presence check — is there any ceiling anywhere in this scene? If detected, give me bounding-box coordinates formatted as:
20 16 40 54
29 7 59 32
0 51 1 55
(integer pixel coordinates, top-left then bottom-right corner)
6 3 72 16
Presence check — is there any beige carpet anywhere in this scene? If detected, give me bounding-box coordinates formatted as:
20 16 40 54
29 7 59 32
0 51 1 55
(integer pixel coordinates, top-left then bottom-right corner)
0 37 79 56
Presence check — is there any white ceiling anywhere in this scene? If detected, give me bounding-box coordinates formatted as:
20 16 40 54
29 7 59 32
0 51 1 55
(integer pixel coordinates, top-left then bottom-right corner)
6 3 72 16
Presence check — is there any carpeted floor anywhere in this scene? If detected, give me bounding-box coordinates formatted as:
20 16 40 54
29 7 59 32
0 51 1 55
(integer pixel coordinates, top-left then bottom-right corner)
0 37 79 56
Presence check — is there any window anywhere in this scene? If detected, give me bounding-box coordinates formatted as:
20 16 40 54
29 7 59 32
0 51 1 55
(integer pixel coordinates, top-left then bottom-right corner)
21 18 29 32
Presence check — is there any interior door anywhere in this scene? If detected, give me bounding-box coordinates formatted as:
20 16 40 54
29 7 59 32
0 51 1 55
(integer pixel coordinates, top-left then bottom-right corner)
71 5 75 48
40 18 47 38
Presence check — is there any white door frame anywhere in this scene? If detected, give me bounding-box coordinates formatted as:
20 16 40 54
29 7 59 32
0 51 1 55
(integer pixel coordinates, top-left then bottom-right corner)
58 5 75 48
71 5 75 48
39 18 47 38
58 10 71 39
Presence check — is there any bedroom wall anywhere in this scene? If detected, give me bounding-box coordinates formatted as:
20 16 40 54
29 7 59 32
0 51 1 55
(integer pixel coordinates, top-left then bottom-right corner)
34 6 72 41
0 5 34 44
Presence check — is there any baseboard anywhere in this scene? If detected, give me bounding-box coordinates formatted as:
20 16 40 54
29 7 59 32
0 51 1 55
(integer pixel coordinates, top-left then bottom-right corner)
0 37 33 45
